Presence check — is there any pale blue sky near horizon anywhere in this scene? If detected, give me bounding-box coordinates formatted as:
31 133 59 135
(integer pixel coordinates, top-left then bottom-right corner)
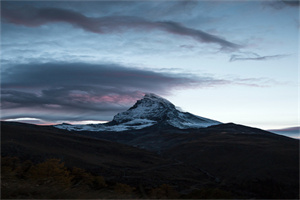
1 0 299 133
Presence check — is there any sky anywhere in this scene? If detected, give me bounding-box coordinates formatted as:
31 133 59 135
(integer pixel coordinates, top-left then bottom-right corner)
1 0 299 132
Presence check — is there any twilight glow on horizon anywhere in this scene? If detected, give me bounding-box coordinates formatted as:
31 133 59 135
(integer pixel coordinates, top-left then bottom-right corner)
1 0 299 130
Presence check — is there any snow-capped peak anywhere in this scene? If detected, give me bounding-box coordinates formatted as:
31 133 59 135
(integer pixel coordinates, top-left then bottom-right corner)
112 93 175 124
144 93 173 105
54 93 222 132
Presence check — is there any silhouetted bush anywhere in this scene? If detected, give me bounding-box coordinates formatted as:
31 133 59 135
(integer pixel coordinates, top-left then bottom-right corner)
1 156 124 199
71 167 93 187
16 159 33 178
91 175 107 189
150 184 180 199
183 188 233 199
70 167 107 190
27 158 72 188
1 156 21 174
114 182 136 194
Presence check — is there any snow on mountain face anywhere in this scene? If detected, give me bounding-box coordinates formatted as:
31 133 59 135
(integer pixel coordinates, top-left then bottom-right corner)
112 93 176 123
54 93 221 132
54 118 156 132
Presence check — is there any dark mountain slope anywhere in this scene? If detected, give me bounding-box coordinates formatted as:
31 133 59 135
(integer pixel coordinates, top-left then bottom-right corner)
66 122 299 198
1 122 163 170
162 127 299 198
2 121 299 198
1 121 214 188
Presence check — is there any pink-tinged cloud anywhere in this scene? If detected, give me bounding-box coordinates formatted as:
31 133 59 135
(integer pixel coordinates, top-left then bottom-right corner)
0 62 202 122
268 126 300 139
268 126 300 133
69 93 140 104
2 6 240 50
1 62 271 123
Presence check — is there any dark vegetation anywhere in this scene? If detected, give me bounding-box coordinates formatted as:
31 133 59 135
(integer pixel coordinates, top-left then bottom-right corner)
2 157 125 198
2 156 233 199
1 121 299 199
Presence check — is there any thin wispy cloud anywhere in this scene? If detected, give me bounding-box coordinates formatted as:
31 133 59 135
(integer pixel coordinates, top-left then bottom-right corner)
269 126 300 132
2 6 240 50
229 52 289 62
268 126 300 138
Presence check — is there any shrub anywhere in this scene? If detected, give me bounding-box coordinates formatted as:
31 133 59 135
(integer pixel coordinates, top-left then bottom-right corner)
1 156 32 179
184 188 232 199
114 183 135 195
1 156 20 174
27 158 72 188
16 160 34 179
150 184 179 199
70 167 107 190
1 156 110 199
71 167 94 187
91 175 107 190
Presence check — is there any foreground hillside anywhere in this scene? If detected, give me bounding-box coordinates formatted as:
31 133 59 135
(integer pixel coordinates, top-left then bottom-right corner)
1 121 299 199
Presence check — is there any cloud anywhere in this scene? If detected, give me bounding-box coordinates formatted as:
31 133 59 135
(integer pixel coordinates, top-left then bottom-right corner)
229 52 289 62
2 6 240 50
282 0 300 7
0 62 228 122
269 126 300 133
268 126 300 138
264 0 300 9
1 62 270 123
1 62 202 90
4 117 47 125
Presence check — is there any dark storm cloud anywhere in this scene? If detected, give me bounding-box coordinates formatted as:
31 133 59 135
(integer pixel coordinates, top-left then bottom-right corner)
282 0 300 7
1 62 231 121
229 53 289 62
264 0 300 9
2 6 240 50
1 62 271 122
1 63 201 89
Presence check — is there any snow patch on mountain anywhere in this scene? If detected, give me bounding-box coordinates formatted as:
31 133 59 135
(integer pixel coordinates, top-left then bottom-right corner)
54 118 156 132
54 93 221 132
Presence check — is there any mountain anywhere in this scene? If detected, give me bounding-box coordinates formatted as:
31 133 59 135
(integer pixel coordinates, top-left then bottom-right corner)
2 93 299 199
54 93 221 132
3 94 299 198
